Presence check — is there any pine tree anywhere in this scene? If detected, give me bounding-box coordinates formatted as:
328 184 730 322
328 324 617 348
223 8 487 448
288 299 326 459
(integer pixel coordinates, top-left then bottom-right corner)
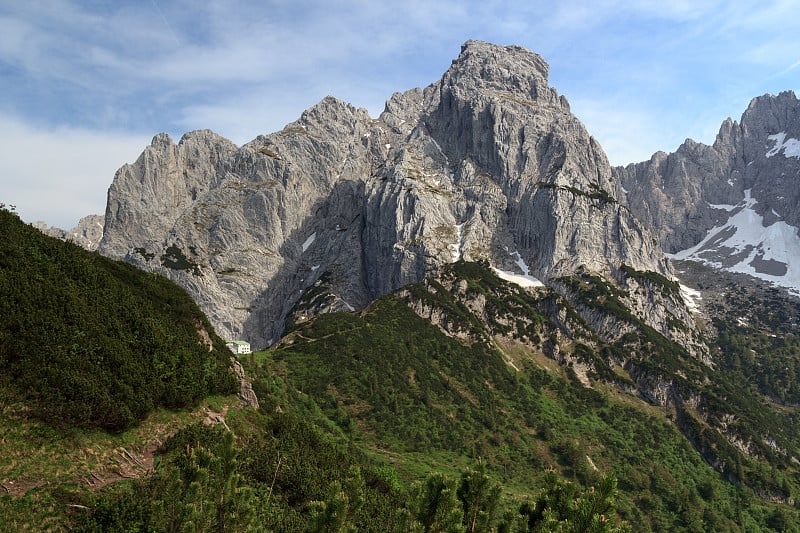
410 473 464 533
457 462 501 533
518 471 629 532
309 465 365 533
148 428 257 532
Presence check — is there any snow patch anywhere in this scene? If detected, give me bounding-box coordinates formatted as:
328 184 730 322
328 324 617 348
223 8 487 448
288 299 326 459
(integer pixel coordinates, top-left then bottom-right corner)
430 137 447 162
429 136 453 183
302 232 316 252
679 284 702 313
492 250 544 288
449 223 464 262
492 268 545 288
511 251 530 276
766 132 800 159
707 201 738 212
670 189 800 295
311 264 320 272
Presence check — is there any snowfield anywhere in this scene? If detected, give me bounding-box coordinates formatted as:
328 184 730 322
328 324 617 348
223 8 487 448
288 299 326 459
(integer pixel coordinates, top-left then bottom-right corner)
766 132 800 159
669 189 800 296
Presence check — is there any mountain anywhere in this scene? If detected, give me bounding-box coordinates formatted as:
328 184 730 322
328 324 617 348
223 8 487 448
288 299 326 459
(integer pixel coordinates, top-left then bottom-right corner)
6 40 800 530
614 91 800 295
14 260 797 531
98 40 681 351
257 260 800 530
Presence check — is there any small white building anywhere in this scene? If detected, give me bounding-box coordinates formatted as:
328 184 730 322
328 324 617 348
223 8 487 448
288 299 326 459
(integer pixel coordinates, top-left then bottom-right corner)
226 340 251 355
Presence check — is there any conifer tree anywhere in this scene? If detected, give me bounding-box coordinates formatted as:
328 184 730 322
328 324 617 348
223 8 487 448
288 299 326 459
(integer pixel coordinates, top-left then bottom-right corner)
411 473 464 533
457 462 501 532
518 471 628 533
309 466 365 533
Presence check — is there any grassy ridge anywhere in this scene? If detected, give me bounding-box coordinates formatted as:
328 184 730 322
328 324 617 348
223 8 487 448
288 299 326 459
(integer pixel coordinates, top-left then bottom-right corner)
0 207 237 430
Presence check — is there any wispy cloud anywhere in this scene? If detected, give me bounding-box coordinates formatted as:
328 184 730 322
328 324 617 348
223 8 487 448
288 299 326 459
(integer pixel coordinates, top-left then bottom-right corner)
780 58 800 76
1 0 798 226
0 114 149 228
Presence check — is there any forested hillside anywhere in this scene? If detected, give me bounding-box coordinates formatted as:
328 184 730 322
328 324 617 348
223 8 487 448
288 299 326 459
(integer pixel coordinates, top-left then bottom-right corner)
0 205 237 430
3 204 800 531
70 262 800 531
247 262 800 531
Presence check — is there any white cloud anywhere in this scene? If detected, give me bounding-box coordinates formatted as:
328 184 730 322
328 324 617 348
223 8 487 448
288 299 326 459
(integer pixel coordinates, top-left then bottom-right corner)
177 94 314 146
545 0 719 32
779 58 800 75
1 0 799 226
0 114 150 229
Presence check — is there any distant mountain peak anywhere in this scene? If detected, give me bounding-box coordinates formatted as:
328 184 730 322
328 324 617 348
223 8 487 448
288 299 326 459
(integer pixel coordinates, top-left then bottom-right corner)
33 214 105 251
616 91 800 295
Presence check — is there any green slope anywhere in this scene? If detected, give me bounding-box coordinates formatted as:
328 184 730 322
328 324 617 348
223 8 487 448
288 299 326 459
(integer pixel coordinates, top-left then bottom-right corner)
3 202 799 531
240 261 799 531
0 206 237 430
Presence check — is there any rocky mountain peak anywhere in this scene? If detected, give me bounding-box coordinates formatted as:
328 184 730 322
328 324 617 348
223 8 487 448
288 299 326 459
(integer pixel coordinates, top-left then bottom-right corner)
742 90 799 130
149 132 174 150
444 40 556 104
616 91 800 295
98 41 677 349
290 95 372 137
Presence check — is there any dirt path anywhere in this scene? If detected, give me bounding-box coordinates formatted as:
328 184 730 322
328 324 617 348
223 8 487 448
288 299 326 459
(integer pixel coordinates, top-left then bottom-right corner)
2 405 234 497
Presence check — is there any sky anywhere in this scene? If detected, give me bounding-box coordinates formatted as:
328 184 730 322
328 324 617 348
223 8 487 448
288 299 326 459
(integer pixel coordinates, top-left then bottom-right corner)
1 0 799 229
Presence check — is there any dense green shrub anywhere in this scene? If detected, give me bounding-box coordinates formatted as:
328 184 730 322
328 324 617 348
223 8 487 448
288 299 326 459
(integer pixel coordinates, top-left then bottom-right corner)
0 207 237 430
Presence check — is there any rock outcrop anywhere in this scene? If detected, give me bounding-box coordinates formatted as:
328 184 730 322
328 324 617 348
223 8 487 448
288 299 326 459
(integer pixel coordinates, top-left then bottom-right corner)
34 214 104 251
99 41 677 348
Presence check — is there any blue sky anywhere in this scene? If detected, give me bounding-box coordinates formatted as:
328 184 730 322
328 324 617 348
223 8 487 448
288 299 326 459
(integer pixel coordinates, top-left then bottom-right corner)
1 0 798 228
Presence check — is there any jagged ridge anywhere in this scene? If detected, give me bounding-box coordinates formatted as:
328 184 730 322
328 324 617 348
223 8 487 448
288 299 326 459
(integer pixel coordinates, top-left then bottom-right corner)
615 90 800 295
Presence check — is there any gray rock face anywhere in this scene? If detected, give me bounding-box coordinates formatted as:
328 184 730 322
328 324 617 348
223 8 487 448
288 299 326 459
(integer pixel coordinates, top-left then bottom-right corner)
99 40 674 348
614 91 800 293
34 214 105 251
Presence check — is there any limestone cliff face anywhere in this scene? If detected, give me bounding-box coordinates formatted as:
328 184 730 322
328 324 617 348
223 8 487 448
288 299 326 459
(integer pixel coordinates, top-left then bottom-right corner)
102 130 238 259
614 91 800 294
99 40 675 348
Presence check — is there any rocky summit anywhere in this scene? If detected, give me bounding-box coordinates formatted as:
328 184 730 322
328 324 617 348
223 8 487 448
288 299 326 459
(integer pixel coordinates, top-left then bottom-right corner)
98 41 678 348
34 214 104 251
614 90 800 295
